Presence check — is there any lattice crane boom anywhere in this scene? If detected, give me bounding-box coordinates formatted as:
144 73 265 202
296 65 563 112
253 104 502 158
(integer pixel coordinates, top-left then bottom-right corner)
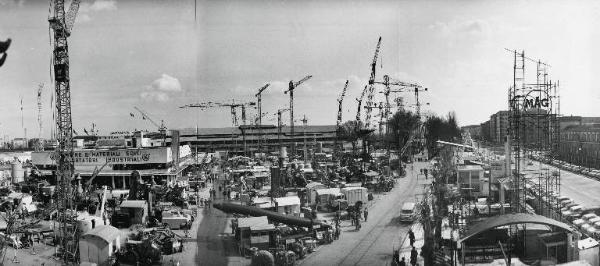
364 37 382 129
333 80 349 160
133 106 166 133
48 0 82 263
283 75 312 157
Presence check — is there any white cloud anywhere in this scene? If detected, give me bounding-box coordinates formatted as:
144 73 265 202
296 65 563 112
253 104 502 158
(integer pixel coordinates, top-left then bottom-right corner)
0 0 25 7
140 91 169 102
151 74 182 92
76 14 92 24
140 74 182 102
89 0 117 11
429 19 491 36
78 0 118 22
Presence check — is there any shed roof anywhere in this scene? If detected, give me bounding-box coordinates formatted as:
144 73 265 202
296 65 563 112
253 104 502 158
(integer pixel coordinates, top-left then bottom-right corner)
82 225 120 243
120 200 147 209
237 216 274 231
305 182 325 189
458 213 574 245
457 165 484 171
274 196 300 206
315 188 341 195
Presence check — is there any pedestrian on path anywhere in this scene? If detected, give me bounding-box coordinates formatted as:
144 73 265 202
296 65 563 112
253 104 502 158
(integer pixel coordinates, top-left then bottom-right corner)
399 257 406 266
408 229 415 247
410 246 418 266
363 207 368 222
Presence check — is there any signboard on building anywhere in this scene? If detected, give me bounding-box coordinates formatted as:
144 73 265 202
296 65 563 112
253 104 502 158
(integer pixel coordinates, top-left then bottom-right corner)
31 147 172 166
513 90 551 111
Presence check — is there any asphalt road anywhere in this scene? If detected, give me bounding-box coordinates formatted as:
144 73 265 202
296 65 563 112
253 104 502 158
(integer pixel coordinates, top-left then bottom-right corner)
299 162 430 266
523 159 600 210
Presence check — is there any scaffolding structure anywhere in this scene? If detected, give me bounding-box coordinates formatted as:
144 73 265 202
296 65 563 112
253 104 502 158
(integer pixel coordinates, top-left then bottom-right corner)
507 49 561 218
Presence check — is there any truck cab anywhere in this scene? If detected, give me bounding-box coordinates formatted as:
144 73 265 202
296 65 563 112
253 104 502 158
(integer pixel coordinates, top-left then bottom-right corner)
399 202 416 223
161 210 192 229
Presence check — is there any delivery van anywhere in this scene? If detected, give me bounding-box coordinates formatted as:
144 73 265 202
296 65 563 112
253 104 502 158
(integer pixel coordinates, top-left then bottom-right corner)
399 202 416 222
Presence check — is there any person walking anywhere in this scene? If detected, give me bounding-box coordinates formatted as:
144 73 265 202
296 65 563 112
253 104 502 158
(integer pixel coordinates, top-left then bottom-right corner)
410 246 418 266
399 257 407 266
408 229 415 247
363 207 369 222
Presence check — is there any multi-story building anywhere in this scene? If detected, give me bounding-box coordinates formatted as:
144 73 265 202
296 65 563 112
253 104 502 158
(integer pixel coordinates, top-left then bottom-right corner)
559 125 600 169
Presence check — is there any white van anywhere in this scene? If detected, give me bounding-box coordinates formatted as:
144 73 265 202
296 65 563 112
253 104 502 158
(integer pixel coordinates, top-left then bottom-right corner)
400 202 416 222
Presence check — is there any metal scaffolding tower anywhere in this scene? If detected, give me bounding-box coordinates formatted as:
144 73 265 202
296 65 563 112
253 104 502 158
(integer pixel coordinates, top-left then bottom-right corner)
48 0 81 263
507 49 560 217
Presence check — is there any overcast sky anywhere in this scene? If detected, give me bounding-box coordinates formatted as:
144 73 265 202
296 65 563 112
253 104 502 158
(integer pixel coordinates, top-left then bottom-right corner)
1 0 599 138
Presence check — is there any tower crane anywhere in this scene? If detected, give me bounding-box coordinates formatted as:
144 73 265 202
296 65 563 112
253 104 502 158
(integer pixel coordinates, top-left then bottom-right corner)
284 75 312 158
363 37 382 130
375 74 424 134
181 100 256 126
276 108 290 154
334 80 349 159
48 0 81 263
133 106 167 136
363 102 384 135
254 83 270 152
355 85 368 130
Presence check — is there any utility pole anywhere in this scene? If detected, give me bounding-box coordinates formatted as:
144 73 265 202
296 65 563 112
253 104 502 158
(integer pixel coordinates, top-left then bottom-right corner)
284 75 312 159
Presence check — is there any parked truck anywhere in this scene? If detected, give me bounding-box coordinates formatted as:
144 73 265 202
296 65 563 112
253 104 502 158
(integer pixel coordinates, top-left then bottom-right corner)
341 187 367 208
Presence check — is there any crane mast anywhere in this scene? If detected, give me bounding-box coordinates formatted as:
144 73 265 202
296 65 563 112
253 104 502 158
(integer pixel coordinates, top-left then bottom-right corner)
284 75 312 159
255 83 270 153
364 37 382 129
355 85 368 130
48 0 81 263
334 80 349 160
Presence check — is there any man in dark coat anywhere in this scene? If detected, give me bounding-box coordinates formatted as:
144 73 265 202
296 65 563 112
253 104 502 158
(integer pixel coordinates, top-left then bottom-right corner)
410 246 418 266
408 229 415 246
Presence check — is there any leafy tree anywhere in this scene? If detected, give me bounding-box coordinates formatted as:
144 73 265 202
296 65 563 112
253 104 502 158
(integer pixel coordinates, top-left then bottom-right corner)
386 109 420 150
338 120 363 154
424 112 462 159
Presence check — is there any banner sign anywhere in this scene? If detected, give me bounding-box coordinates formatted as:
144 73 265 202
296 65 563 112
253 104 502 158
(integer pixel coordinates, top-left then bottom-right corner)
32 147 172 166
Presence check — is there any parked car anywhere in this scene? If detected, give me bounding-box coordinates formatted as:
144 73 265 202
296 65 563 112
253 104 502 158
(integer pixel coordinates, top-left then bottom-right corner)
582 213 598 222
586 221 600 237
572 218 586 228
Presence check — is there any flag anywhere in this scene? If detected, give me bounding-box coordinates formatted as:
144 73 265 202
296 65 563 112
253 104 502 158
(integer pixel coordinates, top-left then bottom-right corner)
84 128 88 135
130 113 135 117
73 129 78 135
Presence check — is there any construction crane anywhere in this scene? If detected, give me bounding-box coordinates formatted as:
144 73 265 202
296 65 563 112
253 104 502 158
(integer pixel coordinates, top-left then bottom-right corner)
375 75 424 134
363 37 382 130
363 102 384 135
276 108 290 155
334 80 349 160
133 106 167 138
254 83 270 153
48 0 81 263
181 100 256 126
34 83 44 151
284 75 312 158
355 85 368 126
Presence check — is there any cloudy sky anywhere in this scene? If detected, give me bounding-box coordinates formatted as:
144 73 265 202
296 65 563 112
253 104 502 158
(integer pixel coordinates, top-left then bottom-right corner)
1 0 599 138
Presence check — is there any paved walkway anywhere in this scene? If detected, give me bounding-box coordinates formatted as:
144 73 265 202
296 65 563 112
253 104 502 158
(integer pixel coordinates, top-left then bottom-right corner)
299 162 432 266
